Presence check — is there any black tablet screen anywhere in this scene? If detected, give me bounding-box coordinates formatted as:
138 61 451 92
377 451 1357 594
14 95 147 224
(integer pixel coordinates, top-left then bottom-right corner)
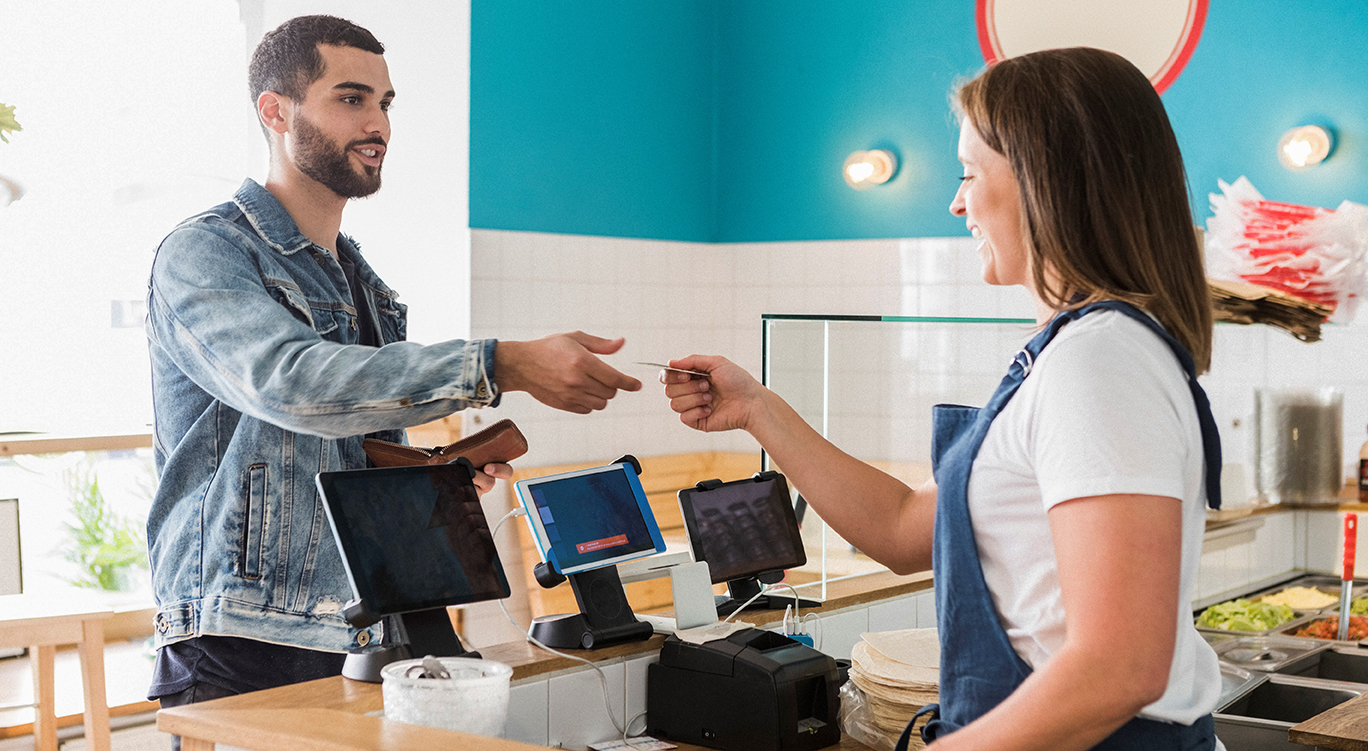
319 463 510 615
683 476 805 583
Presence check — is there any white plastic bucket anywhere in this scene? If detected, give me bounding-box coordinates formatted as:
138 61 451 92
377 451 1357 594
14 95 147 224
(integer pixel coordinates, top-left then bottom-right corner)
381 657 513 737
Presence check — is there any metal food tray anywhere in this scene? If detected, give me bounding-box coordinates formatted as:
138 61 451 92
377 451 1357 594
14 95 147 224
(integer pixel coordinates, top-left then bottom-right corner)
1279 614 1368 644
1201 631 1237 648
1218 663 1265 709
1194 607 1318 638
1248 575 1368 611
1214 673 1368 750
1213 636 1329 673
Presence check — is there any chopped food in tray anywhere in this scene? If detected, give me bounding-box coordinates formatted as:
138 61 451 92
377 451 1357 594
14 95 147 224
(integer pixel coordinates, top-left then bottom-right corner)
1260 586 1338 609
1196 599 1297 631
1291 616 1368 641
1352 597 1368 616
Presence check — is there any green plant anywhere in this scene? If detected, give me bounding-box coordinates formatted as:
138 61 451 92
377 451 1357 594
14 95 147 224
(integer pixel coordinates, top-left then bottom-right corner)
0 102 20 143
62 466 148 590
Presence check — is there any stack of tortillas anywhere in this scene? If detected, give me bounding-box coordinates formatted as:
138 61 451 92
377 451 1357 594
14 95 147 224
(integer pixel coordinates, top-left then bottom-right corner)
848 628 940 750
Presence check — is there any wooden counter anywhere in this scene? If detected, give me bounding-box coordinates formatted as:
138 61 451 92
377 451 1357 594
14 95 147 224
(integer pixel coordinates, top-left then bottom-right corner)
0 429 153 457
494 568 931 682
157 568 929 749
157 675 876 751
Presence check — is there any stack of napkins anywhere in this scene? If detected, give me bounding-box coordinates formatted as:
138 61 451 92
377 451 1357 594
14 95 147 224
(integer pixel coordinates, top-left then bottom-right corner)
848 628 940 750
1209 278 1333 343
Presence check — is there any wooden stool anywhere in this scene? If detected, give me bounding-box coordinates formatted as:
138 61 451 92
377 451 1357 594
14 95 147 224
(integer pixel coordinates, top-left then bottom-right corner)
0 594 113 751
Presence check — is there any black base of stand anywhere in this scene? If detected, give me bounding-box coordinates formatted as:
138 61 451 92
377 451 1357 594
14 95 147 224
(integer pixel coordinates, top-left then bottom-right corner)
713 575 821 617
529 564 654 650
529 611 654 650
342 608 481 683
714 593 821 617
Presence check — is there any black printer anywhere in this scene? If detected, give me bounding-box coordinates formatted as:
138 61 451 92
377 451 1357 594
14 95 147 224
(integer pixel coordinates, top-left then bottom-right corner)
646 628 841 751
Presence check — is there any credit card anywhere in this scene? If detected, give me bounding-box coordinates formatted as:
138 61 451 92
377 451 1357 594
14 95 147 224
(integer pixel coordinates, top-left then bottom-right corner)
634 362 710 377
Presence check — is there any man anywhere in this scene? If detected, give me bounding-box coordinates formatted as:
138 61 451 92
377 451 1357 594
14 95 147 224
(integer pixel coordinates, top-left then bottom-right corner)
145 15 640 717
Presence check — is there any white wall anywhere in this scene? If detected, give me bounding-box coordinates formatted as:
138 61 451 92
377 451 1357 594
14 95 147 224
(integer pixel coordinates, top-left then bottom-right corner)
471 230 1368 494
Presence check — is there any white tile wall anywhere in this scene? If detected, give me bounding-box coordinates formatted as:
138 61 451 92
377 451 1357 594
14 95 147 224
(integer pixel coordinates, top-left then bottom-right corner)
867 594 921 633
812 608 870 661
472 228 1368 492
1298 509 1368 578
506 679 549 746
547 662 627 750
624 653 660 736
916 591 938 629
467 230 1034 471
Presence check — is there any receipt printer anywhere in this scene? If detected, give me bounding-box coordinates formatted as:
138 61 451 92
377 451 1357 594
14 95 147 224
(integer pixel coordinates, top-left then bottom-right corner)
646 628 841 751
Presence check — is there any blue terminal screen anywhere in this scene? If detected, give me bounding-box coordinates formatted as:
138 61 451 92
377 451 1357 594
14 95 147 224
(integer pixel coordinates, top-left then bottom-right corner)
320 463 510 615
528 467 659 573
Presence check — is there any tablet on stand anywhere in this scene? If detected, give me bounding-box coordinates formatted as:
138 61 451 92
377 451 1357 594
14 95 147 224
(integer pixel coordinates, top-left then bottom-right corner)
317 459 511 681
513 455 665 649
677 471 818 616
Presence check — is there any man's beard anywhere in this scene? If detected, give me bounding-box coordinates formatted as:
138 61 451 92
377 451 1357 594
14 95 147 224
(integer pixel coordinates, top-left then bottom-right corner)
293 114 383 199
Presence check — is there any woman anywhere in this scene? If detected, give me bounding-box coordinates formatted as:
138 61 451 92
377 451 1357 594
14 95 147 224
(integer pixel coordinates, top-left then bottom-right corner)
661 47 1224 750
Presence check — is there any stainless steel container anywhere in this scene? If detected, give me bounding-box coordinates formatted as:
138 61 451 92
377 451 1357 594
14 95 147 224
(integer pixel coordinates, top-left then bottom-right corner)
1215 673 1366 750
1253 388 1343 504
1214 636 1329 673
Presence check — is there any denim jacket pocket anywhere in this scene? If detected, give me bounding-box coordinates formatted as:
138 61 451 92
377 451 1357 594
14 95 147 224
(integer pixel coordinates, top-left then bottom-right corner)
238 463 268 580
266 278 352 337
375 294 407 343
266 279 318 330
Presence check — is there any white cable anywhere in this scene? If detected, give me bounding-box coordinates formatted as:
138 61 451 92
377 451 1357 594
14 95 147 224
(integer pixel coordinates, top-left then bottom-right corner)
721 586 770 623
802 612 824 651
491 508 632 738
773 582 803 623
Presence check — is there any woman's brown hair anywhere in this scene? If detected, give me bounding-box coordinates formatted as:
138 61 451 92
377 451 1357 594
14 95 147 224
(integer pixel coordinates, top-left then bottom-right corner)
956 47 1213 372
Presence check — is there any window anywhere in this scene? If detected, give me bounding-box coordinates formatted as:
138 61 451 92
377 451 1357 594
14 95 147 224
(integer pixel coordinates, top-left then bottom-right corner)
0 0 257 597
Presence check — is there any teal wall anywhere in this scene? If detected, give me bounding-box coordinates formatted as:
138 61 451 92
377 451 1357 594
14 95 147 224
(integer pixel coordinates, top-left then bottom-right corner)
470 1 1368 243
469 1 716 242
1164 1 1368 217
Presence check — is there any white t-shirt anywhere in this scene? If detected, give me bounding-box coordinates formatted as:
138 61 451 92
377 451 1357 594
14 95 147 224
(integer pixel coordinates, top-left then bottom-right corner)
966 310 1222 725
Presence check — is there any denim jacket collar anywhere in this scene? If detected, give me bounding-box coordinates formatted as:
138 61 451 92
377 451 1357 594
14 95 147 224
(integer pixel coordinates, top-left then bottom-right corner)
233 178 312 256
231 178 398 302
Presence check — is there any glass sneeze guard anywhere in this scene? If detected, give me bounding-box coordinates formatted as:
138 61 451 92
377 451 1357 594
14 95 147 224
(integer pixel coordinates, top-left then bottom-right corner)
761 314 1036 601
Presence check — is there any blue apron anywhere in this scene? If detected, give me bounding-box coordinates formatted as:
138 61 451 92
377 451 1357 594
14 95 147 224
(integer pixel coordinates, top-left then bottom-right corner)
895 301 1220 750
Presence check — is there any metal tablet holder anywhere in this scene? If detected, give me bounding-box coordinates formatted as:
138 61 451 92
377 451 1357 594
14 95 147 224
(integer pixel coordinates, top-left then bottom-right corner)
340 458 484 683
527 454 655 650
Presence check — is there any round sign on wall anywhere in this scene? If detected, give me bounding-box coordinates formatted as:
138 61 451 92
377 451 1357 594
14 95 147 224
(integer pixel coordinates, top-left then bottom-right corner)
976 0 1207 92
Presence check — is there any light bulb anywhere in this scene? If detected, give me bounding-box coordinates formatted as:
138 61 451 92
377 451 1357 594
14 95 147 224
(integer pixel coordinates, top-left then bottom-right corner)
843 149 897 190
1278 125 1332 171
846 162 875 182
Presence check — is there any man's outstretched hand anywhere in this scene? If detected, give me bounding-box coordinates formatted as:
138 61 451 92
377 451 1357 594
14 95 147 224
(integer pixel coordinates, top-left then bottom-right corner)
494 331 642 414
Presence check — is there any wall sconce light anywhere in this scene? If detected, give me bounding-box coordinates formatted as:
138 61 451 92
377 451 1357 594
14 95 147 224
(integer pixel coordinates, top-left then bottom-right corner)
1278 125 1333 171
843 149 897 190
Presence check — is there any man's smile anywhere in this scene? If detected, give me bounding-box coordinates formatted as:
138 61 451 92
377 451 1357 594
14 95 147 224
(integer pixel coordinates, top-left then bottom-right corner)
352 143 385 168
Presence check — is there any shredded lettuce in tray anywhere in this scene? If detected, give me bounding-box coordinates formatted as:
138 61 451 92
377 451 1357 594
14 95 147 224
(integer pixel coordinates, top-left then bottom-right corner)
1196 599 1296 631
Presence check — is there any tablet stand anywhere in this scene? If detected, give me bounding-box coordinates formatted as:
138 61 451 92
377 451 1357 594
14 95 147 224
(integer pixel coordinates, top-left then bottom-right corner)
714 571 820 617
530 564 655 649
341 608 482 683
526 453 655 650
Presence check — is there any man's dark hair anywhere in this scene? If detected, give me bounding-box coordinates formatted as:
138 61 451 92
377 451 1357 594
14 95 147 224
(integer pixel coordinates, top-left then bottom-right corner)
248 15 384 107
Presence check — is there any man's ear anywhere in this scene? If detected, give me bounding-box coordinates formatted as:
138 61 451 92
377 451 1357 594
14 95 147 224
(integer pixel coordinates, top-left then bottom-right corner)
257 91 291 136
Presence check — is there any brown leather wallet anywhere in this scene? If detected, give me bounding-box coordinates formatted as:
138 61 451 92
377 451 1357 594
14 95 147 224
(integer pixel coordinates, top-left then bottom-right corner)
362 418 528 469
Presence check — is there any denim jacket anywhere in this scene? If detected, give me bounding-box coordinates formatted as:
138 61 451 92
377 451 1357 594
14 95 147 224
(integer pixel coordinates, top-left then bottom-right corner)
146 179 498 652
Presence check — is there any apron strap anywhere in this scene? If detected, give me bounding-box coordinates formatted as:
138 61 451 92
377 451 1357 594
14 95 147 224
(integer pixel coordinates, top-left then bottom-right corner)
895 703 942 751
